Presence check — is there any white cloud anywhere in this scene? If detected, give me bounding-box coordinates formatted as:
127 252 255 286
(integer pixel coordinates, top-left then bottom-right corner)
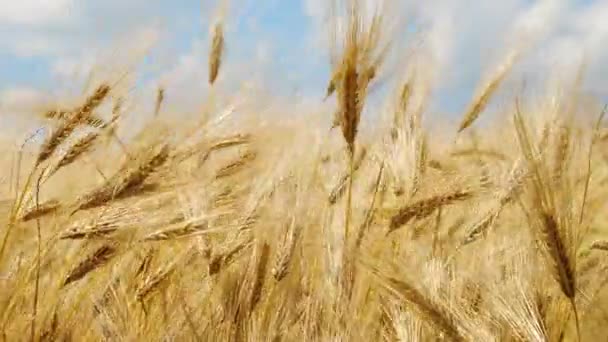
0 86 54 125
50 25 162 80
0 0 74 26
0 87 49 109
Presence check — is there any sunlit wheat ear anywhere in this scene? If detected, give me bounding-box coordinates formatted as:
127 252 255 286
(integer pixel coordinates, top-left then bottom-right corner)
19 199 60 222
136 265 175 302
590 240 608 252
37 122 72 166
388 190 473 233
44 109 107 129
135 248 156 280
173 132 248 163
458 50 518 133
271 223 301 282
194 133 252 165
46 132 99 179
72 143 170 212
209 22 224 85
63 243 118 287
142 221 207 241
463 162 527 244
59 222 118 240
332 2 387 153
37 84 110 165
214 150 257 179
462 210 501 245
208 239 253 276
392 81 412 139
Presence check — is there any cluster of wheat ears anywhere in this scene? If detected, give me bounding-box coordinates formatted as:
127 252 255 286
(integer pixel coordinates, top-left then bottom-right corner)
2 1 608 341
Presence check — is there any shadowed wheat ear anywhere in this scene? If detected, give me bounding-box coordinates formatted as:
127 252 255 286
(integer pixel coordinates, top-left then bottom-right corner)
458 50 518 133
540 213 576 301
37 84 110 165
63 243 118 287
209 22 224 85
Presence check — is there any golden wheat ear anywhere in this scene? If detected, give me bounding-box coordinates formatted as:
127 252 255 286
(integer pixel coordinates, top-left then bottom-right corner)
63 243 119 287
388 190 473 234
209 22 224 85
36 84 110 165
458 51 518 133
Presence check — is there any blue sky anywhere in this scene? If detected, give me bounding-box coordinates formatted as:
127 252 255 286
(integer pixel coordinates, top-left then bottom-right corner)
0 0 326 92
1 0 608 131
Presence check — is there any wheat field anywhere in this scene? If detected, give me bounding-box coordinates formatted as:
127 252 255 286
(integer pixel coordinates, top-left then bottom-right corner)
1 1 608 341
